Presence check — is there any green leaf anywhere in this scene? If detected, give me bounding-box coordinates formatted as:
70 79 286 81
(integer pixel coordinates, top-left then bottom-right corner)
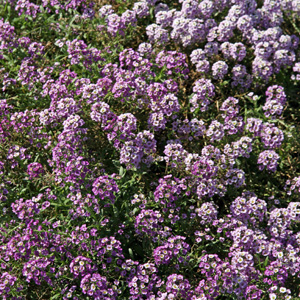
119 166 125 177
263 256 269 267
128 248 134 259
51 292 64 299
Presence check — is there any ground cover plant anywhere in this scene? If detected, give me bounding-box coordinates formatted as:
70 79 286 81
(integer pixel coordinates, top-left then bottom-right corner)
1 0 300 299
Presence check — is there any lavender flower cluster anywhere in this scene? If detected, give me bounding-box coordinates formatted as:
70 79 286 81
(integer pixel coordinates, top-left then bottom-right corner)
1 0 300 299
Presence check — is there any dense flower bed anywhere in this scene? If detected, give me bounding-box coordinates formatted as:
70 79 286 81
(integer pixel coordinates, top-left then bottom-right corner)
1 0 300 299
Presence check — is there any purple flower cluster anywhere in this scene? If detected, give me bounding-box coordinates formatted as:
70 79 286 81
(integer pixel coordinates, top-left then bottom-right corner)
26 162 44 179
13 0 89 17
212 61 228 80
128 263 163 299
230 194 267 226
172 118 206 141
92 175 119 205
135 209 171 240
257 150 280 172
159 273 193 299
80 273 110 298
220 97 244 135
246 117 264 137
285 177 300 196
153 236 190 269
163 143 188 169
120 130 157 170
155 50 189 79
11 193 50 220
206 120 225 142
66 39 103 69
146 24 169 45
263 85 287 119
292 62 300 81
1 0 300 299
260 123 284 149
190 78 215 112
0 272 17 297
195 202 218 225
231 64 252 90
196 254 235 299
22 256 54 286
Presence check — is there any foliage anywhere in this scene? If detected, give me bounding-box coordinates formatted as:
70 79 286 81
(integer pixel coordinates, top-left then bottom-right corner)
1 0 300 299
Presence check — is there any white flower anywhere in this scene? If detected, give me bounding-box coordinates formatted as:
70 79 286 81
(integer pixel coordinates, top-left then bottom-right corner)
277 252 283 258
279 287 286 293
269 293 276 300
